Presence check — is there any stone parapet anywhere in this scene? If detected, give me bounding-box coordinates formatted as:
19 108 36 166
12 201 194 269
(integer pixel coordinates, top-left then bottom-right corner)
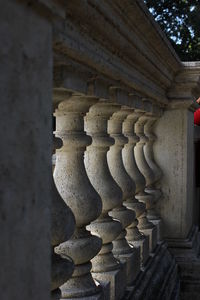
1 1 200 300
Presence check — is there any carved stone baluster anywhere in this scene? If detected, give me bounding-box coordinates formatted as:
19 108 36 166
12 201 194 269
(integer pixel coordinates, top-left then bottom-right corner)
122 110 155 254
51 179 75 300
122 110 150 265
107 108 141 281
53 93 103 299
85 102 126 300
144 112 163 240
134 112 157 252
51 137 75 300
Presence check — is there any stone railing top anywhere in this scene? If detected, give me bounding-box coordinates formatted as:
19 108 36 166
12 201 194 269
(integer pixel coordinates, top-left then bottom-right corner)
19 1 200 110
52 0 184 105
50 0 200 111
168 61 200 109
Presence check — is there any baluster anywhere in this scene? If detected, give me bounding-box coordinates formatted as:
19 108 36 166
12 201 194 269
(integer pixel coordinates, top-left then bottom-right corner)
51 179 75 300
134 112 157 252
107 108 141 281
144 111 163 240
53 93 103 299
51 137 75 300
85 102 126 300
122 110 150 265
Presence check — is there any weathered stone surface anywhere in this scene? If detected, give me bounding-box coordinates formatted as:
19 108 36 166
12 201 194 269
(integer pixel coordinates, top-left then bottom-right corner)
134 112 157 252
51 142 76 296
125 242 180 300
85 102 126 299
53 0 181 104
154 107 194 239
143 112 163 235
54 94 103 299
167 226 200 300
2 1 200 300
107 107 141 283
0 1 52 299
122 110 150 265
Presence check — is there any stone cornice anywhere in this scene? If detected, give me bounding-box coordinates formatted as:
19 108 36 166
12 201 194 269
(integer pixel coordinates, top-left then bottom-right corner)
17 0 66 19
53 64 163 112
167 62 200 110
52 0 183 105
19 0 200 111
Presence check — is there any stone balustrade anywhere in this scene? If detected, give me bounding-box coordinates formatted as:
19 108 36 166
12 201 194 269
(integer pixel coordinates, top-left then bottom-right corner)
53 93 103 299
52 83 170 299
2 2 200 300
51 137 75 300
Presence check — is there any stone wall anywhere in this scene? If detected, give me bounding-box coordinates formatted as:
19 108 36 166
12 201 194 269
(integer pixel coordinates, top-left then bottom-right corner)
0 1 52 299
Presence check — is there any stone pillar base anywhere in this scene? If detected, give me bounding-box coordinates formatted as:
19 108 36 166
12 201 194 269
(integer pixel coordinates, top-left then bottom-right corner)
60 282 103 300
150 218 162 241
167 226 200 300
115 246 141 286
140 226 157 252
166 225 200 259
124 242 180 300
92 262 126 300
128 246 141 282
130 236 149 266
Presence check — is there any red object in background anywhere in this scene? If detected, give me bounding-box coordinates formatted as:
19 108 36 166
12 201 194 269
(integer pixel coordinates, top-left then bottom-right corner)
194 108 200 125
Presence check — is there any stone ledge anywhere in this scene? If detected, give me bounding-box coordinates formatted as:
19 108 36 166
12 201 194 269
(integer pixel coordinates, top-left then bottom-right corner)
124 241 179 300
167 226 200 300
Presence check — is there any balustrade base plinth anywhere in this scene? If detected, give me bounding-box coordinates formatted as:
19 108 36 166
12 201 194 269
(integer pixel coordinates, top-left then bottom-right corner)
150 218 162 241
130 236 149 267
114 246 140 287
124 242 179 300
167 226 200 300
140 226 157 253
60 283 103 300
92 262 126 300
51 289 61 300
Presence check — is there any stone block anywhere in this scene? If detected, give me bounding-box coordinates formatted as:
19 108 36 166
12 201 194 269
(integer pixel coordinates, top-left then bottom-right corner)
92 262 126 300
131 235 149 266
0 2 52 300
115 247 140 286
151 218 163 241
154 108 194 239
140 226 157 252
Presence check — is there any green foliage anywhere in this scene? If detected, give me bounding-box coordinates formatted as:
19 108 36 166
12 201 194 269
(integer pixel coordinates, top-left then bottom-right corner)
144 0 200 61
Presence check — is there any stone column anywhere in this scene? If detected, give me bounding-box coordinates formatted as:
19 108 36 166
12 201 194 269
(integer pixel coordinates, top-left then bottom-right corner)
0 3 53 300
53 93 103 299
51 137 75 300
122 110 150 265
134 112 157 251
84 102 126 300
51 178 75 300
154 101 196 239
107 108 141 280
143 111 163 240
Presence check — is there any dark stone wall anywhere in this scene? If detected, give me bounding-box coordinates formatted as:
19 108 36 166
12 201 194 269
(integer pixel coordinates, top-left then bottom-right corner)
0 1 52 299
